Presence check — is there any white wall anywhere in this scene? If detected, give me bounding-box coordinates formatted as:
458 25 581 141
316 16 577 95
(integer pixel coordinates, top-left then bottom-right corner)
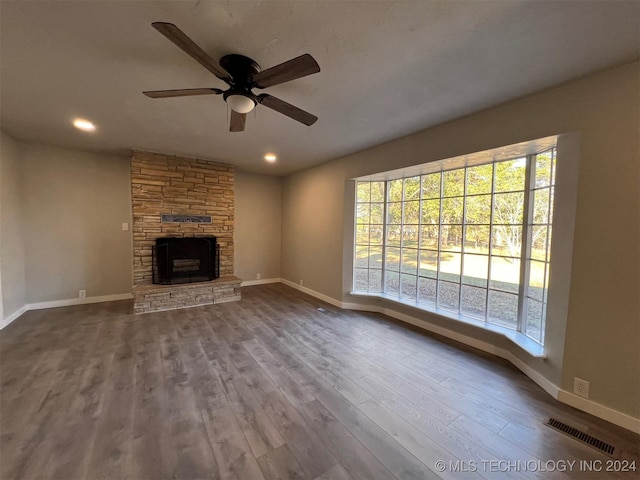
0 132 27 322
235 171 282 282
281 62 640 421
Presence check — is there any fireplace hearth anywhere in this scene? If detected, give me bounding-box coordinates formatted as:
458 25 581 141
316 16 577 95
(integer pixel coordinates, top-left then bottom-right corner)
152 237 219 285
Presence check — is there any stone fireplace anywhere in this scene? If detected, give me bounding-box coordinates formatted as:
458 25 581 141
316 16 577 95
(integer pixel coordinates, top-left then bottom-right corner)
130 150 241 314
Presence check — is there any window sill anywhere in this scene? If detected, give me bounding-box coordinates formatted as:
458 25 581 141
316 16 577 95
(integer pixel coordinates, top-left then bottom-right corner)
349 292 546 358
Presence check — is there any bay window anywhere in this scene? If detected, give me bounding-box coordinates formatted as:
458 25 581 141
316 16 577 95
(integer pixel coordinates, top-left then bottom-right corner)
353 146 556 346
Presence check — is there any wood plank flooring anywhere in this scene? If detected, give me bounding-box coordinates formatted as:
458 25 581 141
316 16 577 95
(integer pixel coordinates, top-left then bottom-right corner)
1 283 638 480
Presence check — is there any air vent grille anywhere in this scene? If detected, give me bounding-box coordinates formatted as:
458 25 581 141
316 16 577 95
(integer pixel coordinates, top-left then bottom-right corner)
545 418 615 456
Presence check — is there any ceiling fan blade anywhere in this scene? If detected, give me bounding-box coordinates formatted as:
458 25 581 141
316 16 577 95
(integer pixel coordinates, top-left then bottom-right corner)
230 110 246 132
258 94 318 126
253 54 320 88
143 88 223 98
151 22 230 81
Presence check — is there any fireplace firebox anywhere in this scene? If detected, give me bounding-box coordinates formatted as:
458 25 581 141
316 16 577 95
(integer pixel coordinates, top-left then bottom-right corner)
152 237 219 285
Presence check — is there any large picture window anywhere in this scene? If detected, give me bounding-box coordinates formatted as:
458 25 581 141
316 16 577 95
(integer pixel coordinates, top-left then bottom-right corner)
354 147 556 345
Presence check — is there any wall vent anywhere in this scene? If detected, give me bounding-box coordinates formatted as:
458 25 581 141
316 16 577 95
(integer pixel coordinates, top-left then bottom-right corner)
544 417 615 456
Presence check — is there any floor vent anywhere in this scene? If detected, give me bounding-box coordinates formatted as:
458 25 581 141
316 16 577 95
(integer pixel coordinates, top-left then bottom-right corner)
545 418 615 456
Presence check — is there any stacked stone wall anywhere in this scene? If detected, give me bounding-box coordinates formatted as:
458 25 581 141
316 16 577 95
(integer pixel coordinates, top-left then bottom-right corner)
130 151 234 285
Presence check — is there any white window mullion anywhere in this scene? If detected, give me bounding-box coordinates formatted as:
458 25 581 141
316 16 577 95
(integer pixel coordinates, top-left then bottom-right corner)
382 182 389 294
353 183 359 292
459 168 468 316
518 154 536 335
539 147 556 344
417 175 424 302
485 164 497 323
435 170 445 309
398 181 405 300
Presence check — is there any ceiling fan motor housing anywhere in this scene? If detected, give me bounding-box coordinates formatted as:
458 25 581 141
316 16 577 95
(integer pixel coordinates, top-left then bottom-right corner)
220 54 261 86
220 54 261 111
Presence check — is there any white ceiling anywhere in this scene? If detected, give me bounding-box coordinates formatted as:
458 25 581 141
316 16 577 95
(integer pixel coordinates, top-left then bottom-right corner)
1 1 638 176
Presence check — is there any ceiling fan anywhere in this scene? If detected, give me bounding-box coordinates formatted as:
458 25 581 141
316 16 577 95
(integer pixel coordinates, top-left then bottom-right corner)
143 22 320 132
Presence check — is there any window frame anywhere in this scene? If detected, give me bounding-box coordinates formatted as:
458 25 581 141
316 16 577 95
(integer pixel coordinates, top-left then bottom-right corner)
353 147 557 348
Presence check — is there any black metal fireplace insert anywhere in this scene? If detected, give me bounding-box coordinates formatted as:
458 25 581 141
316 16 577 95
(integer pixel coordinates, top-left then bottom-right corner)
152 237 219 285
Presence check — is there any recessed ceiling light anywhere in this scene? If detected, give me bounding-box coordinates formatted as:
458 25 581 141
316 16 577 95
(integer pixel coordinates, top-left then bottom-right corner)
73 118 96 132
264 153 277 163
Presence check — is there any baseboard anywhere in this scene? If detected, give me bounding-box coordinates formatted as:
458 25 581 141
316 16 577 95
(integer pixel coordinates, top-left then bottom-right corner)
280 279 344 308
279 279 640 434
557 390 640 435
241 277 282 287
27 293 133 311
501 350 560 399
0 305 28 330
1 293 134 330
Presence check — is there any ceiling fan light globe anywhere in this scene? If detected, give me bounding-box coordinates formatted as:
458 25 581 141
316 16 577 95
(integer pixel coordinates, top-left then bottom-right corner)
227 94 255 114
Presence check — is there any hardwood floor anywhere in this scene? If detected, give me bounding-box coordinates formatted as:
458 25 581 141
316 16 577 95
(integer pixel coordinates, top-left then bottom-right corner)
1 283 638 479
